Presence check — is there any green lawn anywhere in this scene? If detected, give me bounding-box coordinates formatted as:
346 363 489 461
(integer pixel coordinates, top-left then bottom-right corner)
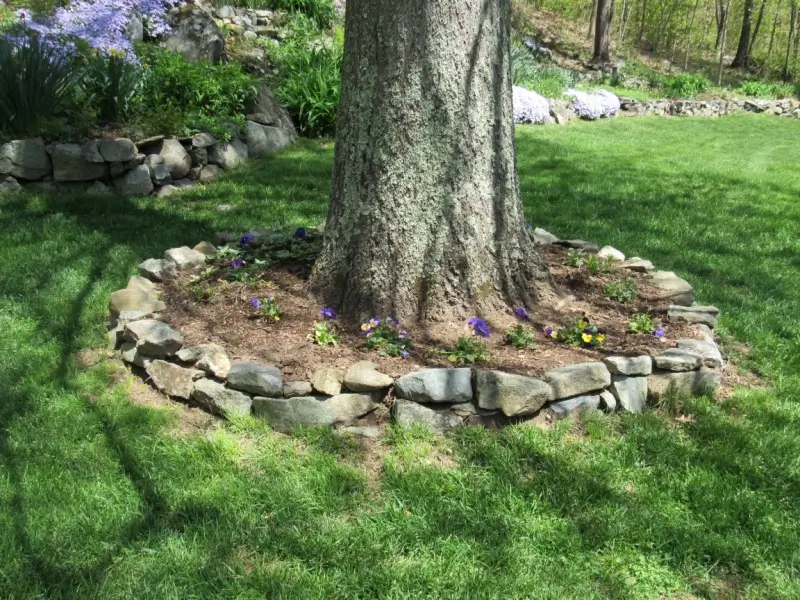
1 114 799 599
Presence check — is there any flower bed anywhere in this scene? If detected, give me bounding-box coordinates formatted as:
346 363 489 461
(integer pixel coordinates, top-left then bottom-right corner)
109 226 727 436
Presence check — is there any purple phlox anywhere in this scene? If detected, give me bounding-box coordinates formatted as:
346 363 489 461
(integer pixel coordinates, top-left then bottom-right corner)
250 298 261 309
514 307 531 321
239 233 254 246
231 258 244 269
652 325 666 338
467 317 491 338
319 306 338 320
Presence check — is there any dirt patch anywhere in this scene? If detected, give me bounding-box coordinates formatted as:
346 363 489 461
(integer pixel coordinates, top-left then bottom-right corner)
160 244 702 383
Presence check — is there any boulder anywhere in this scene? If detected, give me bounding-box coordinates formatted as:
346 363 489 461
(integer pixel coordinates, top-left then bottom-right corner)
99 139 137 162
652 348 703 372
394 368 473 404
209 140 249 170
648 369 720 400
158 139 192 179
190 147 208 166
545 362 611 399
342 426 381 439
52 144 107 181
531 227 559 245
610 375 648 413
191 378 252 417
155 184 178 198
323 393 381 424
197 164 222 182
599 389 617 411
124 319 183 358
227 362 282 396
191 132 218 149
146 360 204 400
668 305 720 328
150 163 172 186
343 361 393 392
248 83 296 133
109 287 165 318
113 165 154 196
310 367 344 395
80 140 105 163
176 343 231 378
598 245 625 261
649 271 694 306
621 258 654 272
127 275 156 294
163 9 226 63
548 394 601 420
475 371 553 416
193 241 217 255
283 381 313 398
0 138 51 180
244 121 294 157
676 339 723 368
119 342 148 367
602 355 652 376
0 176 22 194
138 258 177 282
392 399 463 434
86 180 112 196
252 396 334 432
164 246 207 269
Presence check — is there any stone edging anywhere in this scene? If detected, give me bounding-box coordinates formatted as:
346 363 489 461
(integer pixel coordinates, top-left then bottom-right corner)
108 231 725 436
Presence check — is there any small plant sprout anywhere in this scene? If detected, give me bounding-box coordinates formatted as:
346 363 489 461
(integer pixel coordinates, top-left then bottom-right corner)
361 317 411 357
545 314 606 348
308 306 339 346
584 253 615 274
604 278 638 303
448 336 490 364
628 312 662 335
507 307 536 349
566 248 586 267
251 296 281 322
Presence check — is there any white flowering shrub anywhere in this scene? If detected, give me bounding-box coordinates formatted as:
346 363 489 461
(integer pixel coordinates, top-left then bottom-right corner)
512 86 551 124
567 89 621 120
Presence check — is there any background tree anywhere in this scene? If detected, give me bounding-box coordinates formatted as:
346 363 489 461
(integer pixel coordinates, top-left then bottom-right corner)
593 0 614 62
310 0 544 324
731 0 755 67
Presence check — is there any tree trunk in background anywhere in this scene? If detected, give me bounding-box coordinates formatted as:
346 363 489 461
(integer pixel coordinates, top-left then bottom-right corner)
684 0 702 69
589 0 598 40
310 0 544 324
593 0 613 62
619 0 630 42
718 0 733 84
715 0 729 49
749 0 769 56
731 0 755 67
765 0 784 73
637 0 648 43
784 1 798 80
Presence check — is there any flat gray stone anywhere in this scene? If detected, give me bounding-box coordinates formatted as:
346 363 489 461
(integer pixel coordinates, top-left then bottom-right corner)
668 305 720 328
556 239 600 253
155 184 178 198
0 138 51 180
610 375 648 413
692 324 715 343
393 399 463 434
192 132 218 148
146 360 204 400
342 426 381 439
475 371 553 416
176 343 231 378
532 227 559 245
197 165 222 182
451 402 477 415
119 342 148 367
600 390 617 411
164 246 207 269
310 367 344 395
193 241 216 256
52 143 107 181
653 348 703 372
244 121 294 157
99 139 137 162
323 393 381 424
209 139 249 170
109 288 165 318
676 339 723 368
227 362 282 396
191 379 252 417
80 140 104 163
649 271 694 306
283 381 313 397
124 319 183 358
158 138 192 179
394 368 473 404
127 275 155 294
252 396 334 432
545 362 611 399
603 355 652 376
138 258 177 282
621 258 654 272
548 394 601 420
648 369 720 400
0 176 22 194
343 361 394 392
113 165 154 196
598 246 625 261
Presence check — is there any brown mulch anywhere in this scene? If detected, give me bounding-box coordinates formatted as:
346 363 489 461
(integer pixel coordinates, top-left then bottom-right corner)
159 245 707 384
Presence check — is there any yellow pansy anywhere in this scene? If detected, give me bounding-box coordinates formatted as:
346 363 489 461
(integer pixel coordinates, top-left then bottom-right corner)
577 319 588 329
361 323 370 331
582 333 593 343
596 334 606 343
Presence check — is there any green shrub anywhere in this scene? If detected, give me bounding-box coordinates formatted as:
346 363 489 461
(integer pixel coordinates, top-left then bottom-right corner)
82 52 141 122
737 80 795 99
0 34 81 137
132 46 259 138
511 43 578 98
211 0 335 28
662 73 709 98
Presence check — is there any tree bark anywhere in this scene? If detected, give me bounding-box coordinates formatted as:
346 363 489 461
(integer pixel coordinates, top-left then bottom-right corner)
749 0 769 56
593 0 613 62
718 0 734 84
310 0 544 325
731 0 755 67
715 0 729 49
684 0 702 69
765 0 784 73
589 0 599 40
637 0 648 43
783 1 798 80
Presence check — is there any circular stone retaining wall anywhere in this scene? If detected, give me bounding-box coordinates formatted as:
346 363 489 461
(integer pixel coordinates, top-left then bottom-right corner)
109 232 725 436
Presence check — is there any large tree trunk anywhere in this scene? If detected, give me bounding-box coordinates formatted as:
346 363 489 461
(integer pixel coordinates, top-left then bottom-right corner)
310 0 543 325
589 0 599 40
749 0 769 56
718 0 734 84
593 0 613 62
784 1 798 80
731 0 755 67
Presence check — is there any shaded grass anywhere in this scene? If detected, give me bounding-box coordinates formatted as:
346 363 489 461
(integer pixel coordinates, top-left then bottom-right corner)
0 115 799 599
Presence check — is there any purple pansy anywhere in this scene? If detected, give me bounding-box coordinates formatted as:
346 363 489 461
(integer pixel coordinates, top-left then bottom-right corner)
652 326 666 338
319 306 337 320
293 227 306 239
401 350 409 358
250 298 261 309
231 258 244 269
467 317 491 338
514 307 531 321
239 233 254 247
